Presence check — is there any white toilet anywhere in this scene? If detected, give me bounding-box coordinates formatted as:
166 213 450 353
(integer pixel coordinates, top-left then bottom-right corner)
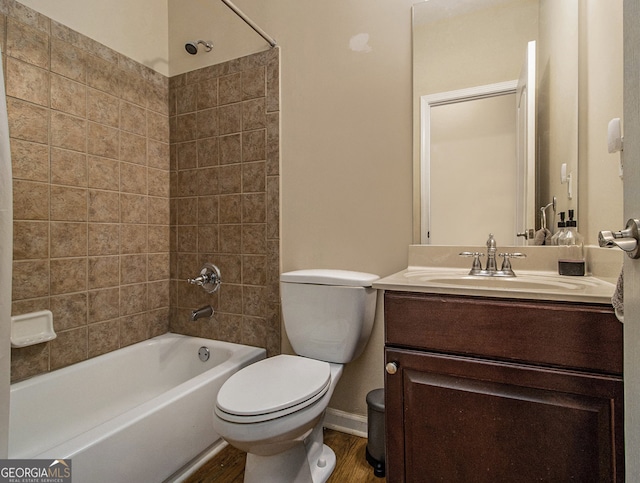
212 269 379 483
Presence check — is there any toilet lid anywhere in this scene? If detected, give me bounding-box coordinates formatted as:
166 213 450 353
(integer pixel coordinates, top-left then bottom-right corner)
216 355 331 423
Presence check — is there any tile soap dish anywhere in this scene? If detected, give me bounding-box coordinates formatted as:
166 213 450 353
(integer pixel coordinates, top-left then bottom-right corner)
11 310 57 348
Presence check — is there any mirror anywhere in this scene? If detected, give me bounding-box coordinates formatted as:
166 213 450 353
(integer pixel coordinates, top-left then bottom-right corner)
413 0 578 245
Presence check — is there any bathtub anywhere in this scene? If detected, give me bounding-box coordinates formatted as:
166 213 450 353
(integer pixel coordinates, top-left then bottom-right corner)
9 333 266 482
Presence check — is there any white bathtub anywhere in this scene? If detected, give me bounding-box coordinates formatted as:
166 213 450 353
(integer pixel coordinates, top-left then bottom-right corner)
9 333 266 482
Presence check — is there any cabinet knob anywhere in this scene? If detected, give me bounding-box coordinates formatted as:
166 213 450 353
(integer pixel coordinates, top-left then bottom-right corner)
386 362 398 375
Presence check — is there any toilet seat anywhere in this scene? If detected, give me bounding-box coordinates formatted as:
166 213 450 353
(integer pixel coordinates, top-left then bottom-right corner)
215 355 331 424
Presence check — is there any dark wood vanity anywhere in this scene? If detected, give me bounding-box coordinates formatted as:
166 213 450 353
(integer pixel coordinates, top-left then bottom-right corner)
384 290 624 482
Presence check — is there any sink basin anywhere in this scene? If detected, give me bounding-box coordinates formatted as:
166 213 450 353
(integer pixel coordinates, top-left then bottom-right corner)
403 270 599 291
372 267 616 304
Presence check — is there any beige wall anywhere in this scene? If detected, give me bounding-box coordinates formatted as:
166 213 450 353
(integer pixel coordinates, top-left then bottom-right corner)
15 0 169 76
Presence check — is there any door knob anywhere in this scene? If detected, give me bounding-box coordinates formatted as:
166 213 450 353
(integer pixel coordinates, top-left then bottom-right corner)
385 362 398 375
598 219 640 259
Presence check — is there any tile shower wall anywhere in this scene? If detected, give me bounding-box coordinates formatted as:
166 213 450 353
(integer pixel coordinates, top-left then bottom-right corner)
5 1 171 381
4 1 280 381
168 49 281 357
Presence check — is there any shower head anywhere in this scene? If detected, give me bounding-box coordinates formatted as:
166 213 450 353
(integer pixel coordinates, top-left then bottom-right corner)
185 40 213 55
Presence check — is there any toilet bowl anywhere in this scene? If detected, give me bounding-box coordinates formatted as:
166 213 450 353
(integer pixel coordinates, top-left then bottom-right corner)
211 269 378 483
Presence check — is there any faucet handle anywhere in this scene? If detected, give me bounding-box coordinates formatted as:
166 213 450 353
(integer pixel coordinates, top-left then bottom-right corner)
498 252 526 274
459 251 484 273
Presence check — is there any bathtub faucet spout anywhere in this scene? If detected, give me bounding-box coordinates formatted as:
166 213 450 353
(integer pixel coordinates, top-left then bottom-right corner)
191 305 214 321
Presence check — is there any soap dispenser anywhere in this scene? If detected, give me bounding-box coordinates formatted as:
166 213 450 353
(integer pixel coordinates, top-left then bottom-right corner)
558 209 585 276
551 211 566 246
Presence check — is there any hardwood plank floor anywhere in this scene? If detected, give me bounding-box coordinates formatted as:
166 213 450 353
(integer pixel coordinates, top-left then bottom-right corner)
184 429 385 483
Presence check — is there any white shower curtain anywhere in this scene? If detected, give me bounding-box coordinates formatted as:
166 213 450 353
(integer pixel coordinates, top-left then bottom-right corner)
0 46 14 457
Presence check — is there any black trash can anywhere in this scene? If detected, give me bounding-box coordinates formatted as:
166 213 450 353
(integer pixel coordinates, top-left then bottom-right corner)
365 388 385 477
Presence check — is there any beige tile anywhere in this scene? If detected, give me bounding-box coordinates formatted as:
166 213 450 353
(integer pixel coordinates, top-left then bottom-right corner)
177 197 198 225
219 72 242 105
197 167 218 196
242 66 266 100
177 225 197 253
120 254 147 285
242 98 266 131
13 180 49 220
50 222 87 258
242 224 266 254
88 156 119 191
148 280 169 310
148 140 170 170
266 112 280 174
242 161 266 193
51 111 86 152
87 88 119 128
266 54 280 113
50 257 87 295
217 254 242 284
196 108 218 139
50 292 87 331
13 220 48 260
120 283 147 316
120 224 147 254
88 256 119 289
197 78 218 110
219 194 241 224
242 129 266 162
10 139 49 182
50 185 87 221
219 224 241 254
177 141 197 170
10 343 49 382
148 110 169 142
147 78 168 116
120 131 147 165
243 193 266 223
120 162 147 194
9 2 50 34
87 122 118 159
7 97 48 143
51 73 85 117
267 176 280 239
12 259 49 300
148 197 170 225
87 54 119 95
174 113 197 143
219 283 243 314
176 169 199 197
121 101 146 136
89 189 119 223
177 84 197 114
88 319 120 357
88 223 120 256
197 137 218 167
51 148 87 187
50 327 87 370
219 134 241 165
6 57 49 107
198 196 219 225
7 18 49 69
243 285 266 317
51 38 86 83
120 69 146 108
88 287 119 322
219 164 241 194
197 224 218 253
218 103 241 135
148 253 170 281
119 314 149 347
120 193 148 224
148 168 169 197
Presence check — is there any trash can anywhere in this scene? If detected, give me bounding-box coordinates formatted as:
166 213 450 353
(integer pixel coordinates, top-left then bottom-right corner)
365 388 385 477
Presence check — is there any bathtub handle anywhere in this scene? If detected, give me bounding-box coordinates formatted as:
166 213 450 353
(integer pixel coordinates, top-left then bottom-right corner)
187 263 222 293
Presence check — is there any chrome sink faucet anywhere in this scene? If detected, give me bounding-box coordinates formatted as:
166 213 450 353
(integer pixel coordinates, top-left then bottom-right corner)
459 234 526 277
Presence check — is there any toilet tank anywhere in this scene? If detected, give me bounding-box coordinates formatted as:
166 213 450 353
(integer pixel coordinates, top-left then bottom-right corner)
280 269 379 364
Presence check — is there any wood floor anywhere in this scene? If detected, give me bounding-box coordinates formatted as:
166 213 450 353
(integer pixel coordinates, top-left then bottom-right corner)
184 429 385 483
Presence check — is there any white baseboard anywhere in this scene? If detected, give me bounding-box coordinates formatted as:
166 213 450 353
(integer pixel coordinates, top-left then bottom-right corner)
323 408 368 438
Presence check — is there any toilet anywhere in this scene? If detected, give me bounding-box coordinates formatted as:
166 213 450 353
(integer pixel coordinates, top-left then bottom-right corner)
212 269 379 483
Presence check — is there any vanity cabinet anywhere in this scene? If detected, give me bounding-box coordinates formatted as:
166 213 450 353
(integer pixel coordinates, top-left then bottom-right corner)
384 291 624 483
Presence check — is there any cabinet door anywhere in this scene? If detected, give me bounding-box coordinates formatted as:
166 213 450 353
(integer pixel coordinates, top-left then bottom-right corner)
385 348 624 483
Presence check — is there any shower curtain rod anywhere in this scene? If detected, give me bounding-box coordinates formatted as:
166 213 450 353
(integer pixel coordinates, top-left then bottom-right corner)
220 0 277 48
